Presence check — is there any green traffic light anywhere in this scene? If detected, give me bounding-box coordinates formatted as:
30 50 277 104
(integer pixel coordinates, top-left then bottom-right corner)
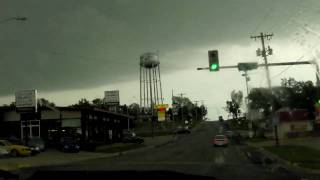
318 99 320 104
210 63 218 70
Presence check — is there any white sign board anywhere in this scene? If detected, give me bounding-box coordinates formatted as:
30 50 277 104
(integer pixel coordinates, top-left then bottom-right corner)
15 90 37 112
104 90 120 105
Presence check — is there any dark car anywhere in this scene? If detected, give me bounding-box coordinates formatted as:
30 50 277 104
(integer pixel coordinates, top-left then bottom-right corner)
174 126 191 134
122 131 144 144
59 137 80 153
27 137 45 155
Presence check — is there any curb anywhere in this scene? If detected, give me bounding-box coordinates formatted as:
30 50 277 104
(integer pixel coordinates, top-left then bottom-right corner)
0 153 118 172
246 143 320 175
1 137 177 172
259 147 320 175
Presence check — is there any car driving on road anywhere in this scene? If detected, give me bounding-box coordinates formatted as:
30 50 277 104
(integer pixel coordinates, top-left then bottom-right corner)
212 135 229 147
122 131 144 144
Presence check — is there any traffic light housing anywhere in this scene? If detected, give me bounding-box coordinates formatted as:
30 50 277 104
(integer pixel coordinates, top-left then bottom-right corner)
208 50 219 71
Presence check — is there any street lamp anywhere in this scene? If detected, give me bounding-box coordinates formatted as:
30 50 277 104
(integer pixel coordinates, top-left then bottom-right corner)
0 16 27 24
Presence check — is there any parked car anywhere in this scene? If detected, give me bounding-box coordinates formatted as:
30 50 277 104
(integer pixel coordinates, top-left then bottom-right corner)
59 137 80 152
0 140 31 157
212 135 229 147
27 137 45 155
122 131 144 144
0 146 9 157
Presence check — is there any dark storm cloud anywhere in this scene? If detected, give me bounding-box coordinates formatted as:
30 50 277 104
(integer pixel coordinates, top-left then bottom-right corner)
0 0 314 95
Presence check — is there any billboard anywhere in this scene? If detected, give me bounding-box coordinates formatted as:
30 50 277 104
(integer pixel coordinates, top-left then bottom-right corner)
104 90 120 105
156 104 168 122
15 90 37 112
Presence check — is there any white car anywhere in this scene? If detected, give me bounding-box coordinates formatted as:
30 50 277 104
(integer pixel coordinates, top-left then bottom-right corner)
0 146 9 157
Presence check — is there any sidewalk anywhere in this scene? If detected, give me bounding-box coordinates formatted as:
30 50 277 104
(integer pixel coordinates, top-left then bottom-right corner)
0 150 113 171
0 135 175 171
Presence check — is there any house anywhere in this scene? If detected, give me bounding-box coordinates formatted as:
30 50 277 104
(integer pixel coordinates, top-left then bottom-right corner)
266 108 313 139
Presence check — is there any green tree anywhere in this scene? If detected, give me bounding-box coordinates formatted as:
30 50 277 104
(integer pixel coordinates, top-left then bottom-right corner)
248 88 273 117
248 78 317 119
38 98 56 107
71 98 91 108
225 90 243 120
92 98 104 108
128 103 139 116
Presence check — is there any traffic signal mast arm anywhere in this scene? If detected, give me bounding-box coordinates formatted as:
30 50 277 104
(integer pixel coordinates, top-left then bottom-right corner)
197 61 312 71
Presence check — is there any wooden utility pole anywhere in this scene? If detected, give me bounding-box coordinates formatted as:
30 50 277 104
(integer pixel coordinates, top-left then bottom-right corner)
251 32 279 146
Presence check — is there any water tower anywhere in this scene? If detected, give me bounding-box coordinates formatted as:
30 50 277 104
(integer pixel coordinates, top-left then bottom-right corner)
140 52 163 113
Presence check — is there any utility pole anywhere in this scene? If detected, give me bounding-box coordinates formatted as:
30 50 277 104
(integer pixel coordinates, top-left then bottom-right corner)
178 93 186 124
251 32 279 146
251 33 273 89
242 71 250 98
242 70 254 137
194 101 199 122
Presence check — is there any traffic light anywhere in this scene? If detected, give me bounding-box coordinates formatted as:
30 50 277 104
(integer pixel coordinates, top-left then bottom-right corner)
208 50 219 71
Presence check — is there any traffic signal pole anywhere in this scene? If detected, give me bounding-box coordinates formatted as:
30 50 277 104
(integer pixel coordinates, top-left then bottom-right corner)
198 60 314 145
197 61 312 71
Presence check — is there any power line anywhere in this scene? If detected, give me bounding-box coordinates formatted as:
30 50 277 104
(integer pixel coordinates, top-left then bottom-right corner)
250 1 276 35
268 0 304 33
269 39 320 80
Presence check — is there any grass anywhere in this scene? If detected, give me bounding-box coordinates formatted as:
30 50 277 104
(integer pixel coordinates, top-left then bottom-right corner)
264 145 320 169
96 144 146 153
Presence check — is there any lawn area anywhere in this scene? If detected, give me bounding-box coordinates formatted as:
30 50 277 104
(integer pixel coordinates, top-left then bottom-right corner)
264 145 320 169
96 143 146 153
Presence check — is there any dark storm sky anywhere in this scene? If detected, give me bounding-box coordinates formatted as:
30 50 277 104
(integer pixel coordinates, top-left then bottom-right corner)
1 0 320 117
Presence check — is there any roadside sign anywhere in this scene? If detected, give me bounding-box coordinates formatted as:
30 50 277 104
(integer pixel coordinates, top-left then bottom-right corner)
15 90 37 112
104 90 120 105
238 62 258 71
156 104 168 122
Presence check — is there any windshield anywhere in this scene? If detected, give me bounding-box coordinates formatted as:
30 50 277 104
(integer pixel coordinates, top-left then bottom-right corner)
1 1 320 180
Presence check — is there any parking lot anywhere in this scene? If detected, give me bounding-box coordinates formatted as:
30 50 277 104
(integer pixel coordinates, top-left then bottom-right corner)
0 149 113 171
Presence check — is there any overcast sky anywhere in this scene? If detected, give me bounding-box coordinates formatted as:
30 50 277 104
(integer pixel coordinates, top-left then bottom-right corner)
1 0 320 119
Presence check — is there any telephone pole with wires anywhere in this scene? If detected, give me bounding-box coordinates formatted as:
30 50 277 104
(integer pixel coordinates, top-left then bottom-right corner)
251 33 274 89
178 93 186 123
251 32 279 146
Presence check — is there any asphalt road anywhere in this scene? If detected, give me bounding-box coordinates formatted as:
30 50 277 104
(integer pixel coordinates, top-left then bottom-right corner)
22 121 308 180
